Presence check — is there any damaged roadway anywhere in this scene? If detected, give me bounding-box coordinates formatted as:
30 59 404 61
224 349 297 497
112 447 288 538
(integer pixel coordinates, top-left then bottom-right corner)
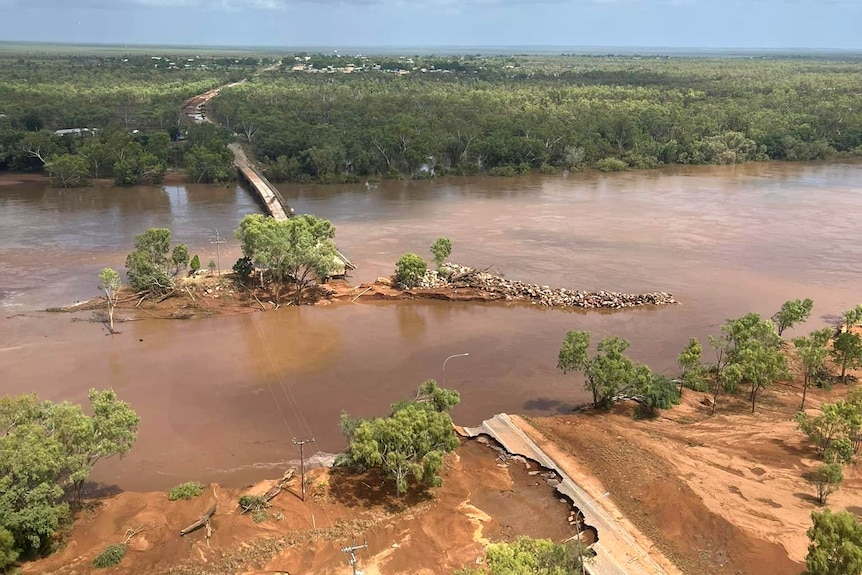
459 413 679 575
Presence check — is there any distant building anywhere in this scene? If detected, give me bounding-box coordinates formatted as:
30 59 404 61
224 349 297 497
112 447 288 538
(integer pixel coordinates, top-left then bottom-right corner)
54 128 97 137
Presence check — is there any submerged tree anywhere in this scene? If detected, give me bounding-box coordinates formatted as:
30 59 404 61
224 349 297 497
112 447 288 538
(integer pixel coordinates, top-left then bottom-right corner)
97 268 122 334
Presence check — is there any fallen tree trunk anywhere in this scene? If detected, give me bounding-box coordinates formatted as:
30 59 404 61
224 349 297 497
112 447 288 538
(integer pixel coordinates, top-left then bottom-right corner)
180 504 216 536
263 467 296 503
241 468 296 514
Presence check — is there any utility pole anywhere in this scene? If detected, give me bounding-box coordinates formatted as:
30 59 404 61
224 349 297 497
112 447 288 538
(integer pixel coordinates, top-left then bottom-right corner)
210 230 226 275
341 541 367 575
292 437 315 501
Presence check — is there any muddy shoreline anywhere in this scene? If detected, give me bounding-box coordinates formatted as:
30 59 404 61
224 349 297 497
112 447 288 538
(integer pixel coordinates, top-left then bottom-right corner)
50 265 676 321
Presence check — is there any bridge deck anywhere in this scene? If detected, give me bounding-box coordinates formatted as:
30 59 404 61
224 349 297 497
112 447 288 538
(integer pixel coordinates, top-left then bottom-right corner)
229 143 289 221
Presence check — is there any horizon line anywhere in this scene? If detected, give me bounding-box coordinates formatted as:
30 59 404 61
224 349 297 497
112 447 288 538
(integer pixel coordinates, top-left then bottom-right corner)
1 40 861 55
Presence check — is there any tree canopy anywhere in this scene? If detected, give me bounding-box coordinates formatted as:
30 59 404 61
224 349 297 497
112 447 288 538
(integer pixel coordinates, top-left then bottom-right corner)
457 537 587 575
773 298 814 337
708 313 787 413
805 509 862 575
557 330 679 412
124 228 188 297
0 390 138 562
340 380 460 497
235 214 340 305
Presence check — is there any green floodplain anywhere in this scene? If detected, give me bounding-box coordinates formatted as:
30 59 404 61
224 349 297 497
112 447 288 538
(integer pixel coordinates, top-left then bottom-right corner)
2 43 862 187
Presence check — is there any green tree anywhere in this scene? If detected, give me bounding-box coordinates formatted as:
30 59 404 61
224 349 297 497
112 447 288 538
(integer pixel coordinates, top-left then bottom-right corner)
171 244 189 275
458 537 587 575
341 381 460 497
677 337 703 393
843 305 862 331
738 339 788 412
557 331 641 409
190 254 201 273
0 408 68 556
772 298 814 336
806 463 843 505
831 332 862 384
125 228 182 296
97 268 122 334
805 509 862 575
184 145 234 183
430 237 453 269
796 400 862 462
46 153 90 188
0 527 18 571
794 328 833 409
394 253 427 288
235 214 340 305
708 313 785 412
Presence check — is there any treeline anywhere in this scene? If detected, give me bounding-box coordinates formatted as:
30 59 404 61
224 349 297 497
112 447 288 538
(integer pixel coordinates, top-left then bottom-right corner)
10 123 235 187
208 56 862 182
0 54 253 175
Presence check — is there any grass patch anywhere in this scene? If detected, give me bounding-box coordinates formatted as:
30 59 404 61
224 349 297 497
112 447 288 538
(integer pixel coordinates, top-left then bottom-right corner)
92 544 126 568
168 481 205 501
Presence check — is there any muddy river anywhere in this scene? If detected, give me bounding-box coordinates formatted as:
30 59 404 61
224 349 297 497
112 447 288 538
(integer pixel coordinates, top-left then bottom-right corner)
1 162 860 491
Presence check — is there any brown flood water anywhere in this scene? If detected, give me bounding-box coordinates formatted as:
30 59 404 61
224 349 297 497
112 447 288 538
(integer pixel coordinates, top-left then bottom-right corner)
1 162 860 491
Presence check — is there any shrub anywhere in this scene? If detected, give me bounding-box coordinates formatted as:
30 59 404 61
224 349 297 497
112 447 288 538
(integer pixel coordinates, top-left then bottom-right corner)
395 254 427 288
232 256 254 281
596 157 629 172
0 527 18 571
517 162 531 175
190 254 201 272
488 165 517 177
239 494 268 522
168 481 205 501
430 238 452 269
92 544 126 568
539 163 560 175
238 494 267 512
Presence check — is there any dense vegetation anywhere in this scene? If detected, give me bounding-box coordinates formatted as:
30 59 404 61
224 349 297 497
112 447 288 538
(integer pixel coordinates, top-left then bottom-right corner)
0 54 248 183
209 55 862 182
0 390 138 568
4 52 862 186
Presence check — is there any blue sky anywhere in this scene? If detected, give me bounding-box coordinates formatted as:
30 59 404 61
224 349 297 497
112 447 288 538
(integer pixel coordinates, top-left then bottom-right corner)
0 0 859 50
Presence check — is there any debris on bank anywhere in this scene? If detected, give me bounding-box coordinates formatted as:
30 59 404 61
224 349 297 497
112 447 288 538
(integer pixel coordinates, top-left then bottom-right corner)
410 263 677 309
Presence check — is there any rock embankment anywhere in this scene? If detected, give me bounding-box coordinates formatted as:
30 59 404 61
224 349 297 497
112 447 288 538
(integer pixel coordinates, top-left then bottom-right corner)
410 264 676 309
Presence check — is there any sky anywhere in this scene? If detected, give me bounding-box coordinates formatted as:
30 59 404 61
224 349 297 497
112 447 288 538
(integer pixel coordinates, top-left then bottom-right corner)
0 0 860 51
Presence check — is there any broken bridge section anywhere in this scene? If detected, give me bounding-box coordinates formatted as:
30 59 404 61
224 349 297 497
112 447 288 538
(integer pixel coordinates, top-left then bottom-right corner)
461 413 669 575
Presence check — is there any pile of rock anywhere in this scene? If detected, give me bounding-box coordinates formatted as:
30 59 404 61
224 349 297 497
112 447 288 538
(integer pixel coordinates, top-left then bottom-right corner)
415 264 677 309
